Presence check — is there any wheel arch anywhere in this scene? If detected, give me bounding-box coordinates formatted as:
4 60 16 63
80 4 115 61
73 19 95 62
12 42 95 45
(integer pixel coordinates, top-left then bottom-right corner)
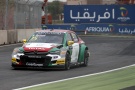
67 50 70 55
78 44 88 62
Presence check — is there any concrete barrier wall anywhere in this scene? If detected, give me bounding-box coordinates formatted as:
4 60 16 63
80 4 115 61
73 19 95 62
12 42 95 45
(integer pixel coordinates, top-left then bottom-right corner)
17 29 39 42
0 29 40 45
0 27 135 46
25 29 36 40
17 29 26 42
7 30 17 44
0 30 7 45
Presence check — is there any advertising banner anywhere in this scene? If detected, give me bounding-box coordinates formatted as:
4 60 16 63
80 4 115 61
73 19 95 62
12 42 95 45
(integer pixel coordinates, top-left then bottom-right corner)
46 24 135 35
64 5 135 24
83 24 135 34
84 24 115 33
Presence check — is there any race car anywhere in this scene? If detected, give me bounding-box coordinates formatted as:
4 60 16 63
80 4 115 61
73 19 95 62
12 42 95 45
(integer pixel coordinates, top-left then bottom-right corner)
11 29 90 70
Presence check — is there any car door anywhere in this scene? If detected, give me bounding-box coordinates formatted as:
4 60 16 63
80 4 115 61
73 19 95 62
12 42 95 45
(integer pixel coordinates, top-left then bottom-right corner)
70 33 80 63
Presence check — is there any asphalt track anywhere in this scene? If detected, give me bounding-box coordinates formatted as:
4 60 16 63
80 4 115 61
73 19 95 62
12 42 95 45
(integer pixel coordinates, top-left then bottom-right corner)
0 36 135 90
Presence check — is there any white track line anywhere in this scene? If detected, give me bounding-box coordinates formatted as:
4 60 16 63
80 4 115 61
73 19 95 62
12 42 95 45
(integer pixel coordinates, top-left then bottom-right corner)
13 64 135 90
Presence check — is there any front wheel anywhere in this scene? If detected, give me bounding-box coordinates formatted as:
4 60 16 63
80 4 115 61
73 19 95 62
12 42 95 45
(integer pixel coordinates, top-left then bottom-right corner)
64 52 71 70
11 63 18 70
82 50 89 67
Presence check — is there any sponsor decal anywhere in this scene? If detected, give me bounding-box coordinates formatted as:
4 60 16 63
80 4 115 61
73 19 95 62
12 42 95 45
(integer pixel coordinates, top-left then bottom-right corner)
86 25 114 33
24 43 57 52
117 7 130 22
24 47 51 52
28 55 42 58
56 60 65 64
26 63 43 66
120 7 128 17
119 28 135 34
28 47 45 50
109 24 115 32
37 32 62 35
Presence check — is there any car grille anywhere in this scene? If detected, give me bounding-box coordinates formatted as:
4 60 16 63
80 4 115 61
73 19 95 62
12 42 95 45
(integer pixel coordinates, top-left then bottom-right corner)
23 51 49 55
20 51 51 66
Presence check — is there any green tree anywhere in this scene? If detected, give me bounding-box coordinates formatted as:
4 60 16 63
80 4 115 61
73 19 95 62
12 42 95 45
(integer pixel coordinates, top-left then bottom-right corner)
48 0 63 20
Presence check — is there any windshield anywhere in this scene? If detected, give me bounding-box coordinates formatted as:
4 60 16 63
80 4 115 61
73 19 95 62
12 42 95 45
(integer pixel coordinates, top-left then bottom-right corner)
28 32 64 44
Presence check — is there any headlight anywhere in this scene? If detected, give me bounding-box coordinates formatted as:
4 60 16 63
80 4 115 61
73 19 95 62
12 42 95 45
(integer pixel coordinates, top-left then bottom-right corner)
49 50 66 58
12 48 23 56
60 51 66 55
12 48 19 56
60 51 66 58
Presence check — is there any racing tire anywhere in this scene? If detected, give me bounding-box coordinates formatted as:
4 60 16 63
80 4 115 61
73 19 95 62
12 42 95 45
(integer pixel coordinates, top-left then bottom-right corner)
12 67 18 70
11 64 24 70
11 64 17 70
82 50 89 67
64 52 71 70
11 66 18 70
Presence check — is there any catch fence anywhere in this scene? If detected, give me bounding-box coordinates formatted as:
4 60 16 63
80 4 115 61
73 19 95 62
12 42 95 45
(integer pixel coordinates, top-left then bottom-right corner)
0 0 42 30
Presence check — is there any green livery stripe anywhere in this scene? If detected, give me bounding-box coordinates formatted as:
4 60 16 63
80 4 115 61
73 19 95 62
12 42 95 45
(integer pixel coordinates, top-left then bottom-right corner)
49 48 60 52
78 44 87 62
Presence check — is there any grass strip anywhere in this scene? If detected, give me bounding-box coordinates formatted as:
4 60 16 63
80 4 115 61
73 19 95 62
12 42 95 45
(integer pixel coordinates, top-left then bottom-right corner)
24 66 135 90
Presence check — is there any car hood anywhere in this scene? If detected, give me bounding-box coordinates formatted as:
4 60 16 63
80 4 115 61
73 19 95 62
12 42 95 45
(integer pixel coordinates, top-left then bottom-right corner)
23 43 60 52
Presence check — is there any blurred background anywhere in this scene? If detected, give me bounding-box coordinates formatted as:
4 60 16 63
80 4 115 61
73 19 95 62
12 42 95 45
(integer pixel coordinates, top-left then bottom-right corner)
0 0 42 30
0 0 134 30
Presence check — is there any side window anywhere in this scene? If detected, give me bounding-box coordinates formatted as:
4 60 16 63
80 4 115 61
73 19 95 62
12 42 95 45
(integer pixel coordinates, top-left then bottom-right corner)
66 33 73 41
71 33 79 42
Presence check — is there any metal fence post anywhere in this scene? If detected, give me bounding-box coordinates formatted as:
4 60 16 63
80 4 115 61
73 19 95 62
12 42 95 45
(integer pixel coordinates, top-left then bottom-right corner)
24 11 26 29
15 0 18 30
33 5 35 28
38 6 40 28
4 0 9 30
44 3 48 24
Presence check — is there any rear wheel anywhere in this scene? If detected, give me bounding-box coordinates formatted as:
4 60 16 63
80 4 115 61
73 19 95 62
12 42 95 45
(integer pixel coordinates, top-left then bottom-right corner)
82 50 89 67
64 52 71 70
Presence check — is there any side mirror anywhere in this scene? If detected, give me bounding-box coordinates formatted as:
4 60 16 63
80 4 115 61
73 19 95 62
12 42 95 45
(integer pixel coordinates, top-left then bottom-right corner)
68 41 74 46
22 39 27 44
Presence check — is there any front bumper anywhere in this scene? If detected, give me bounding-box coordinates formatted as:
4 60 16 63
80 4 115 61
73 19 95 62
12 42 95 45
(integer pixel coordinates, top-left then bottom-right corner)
12 54 65 68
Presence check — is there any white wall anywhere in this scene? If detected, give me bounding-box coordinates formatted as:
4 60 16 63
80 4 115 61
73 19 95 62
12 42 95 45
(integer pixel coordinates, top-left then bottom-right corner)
0 29 40 45
17 29 27 42
17 29 40 42
0 30 7 45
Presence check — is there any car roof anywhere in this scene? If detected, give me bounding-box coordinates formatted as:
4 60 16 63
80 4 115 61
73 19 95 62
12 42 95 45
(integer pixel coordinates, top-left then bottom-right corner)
36 29 75 33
